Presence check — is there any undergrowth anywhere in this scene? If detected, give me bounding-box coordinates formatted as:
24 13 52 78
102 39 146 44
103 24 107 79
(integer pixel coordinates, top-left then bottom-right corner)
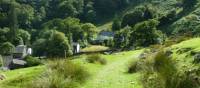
129 49 200 88
86 54 107 65
28 60 90 88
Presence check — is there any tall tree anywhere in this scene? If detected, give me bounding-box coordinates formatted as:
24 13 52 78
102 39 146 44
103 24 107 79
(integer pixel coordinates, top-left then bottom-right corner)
112 18 121 31
182 0 197 9
9 0 18 43
130 19 161 46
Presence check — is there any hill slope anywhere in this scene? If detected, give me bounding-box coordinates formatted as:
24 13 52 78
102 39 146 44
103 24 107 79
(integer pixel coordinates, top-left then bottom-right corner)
99 0 200 35
1 38 200 88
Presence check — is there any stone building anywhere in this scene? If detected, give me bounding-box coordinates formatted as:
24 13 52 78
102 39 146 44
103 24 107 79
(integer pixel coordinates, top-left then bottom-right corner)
1 45 32 69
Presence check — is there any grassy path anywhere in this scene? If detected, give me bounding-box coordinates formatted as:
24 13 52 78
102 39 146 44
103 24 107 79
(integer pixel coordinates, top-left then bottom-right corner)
82 50 143 88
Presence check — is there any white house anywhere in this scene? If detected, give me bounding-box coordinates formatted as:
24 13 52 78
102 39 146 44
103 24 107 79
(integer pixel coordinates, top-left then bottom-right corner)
72 43 80 54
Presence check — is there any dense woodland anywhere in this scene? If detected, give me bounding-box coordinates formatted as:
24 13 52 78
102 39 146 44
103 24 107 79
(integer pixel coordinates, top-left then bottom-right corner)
0 0 199 57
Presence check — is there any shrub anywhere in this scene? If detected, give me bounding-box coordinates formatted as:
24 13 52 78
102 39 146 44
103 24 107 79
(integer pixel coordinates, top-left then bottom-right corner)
24 56 42 67
141 72 165 88
29 60 89 88
86 54 107 65
33 30 73 58
128 60 139 73
0 55 2 67
139 50 177 88
139 50 200 88
130 19 161 47
121 5 155 27
112 18 121 31
0 42 15 55
113 26 131 49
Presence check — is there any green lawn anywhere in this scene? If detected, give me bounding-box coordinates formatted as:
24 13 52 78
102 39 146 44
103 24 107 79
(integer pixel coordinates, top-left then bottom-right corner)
0 66 44 88
81 50 143 88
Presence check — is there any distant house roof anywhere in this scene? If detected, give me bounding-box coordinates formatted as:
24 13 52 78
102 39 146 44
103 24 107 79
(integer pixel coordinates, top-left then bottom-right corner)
12 59 27 65
99 31 114 37
95 31 114 41
72 42 80 46
14 45 26 54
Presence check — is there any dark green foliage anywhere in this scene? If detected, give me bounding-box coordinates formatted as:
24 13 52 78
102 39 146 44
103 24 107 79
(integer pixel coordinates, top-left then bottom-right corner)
172 14 200 36
105 39 114 47
140 50 177 88
24 55 42 67
114 26 131 49
128 60 139 73
0 27 10 44
158 9 177 27
17 4 35 29
32 39 46 56
112 18 121 31
81 1 96 22
29 60 89 88
86 54 107 65
121 5 155 27
81 23 98 43
130 19 161 46
9 0 18 43
47 0 84 19
135 49 200 88
0 55 2 67
182 0 197 9
0 42 15 55
94 0 130 17
17 29 31 45
33 30 72 58
0 0 10 28
43 17 97 44
47 31 72 57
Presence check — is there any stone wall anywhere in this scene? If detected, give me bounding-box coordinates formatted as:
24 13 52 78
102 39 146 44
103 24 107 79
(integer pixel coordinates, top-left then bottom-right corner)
2 55 13 67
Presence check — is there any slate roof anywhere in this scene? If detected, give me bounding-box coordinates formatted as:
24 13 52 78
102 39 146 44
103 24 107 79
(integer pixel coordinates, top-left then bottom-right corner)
99 31 114 37
14 45 27 54
12 59 27 65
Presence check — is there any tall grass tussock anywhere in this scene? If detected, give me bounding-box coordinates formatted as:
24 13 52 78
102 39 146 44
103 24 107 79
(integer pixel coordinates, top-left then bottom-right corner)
86 54 107 65
29 59 90 88
129 49 200 88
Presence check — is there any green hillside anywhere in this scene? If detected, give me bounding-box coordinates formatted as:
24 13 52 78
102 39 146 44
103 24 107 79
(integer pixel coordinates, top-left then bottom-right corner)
1 38 200 88
1 0 200 88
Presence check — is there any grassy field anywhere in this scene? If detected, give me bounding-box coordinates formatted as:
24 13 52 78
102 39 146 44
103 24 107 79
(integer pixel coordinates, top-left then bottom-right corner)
81 45 110 53
0 66 44 88
1 38 200 88
0 50 143 88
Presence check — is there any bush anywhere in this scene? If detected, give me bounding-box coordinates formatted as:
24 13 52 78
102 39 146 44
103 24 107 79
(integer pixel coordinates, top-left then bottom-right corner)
121 5 155 27
130 19 161 47
138 50 200 88
24 56 42 67
113 26 131 49
34 30 73 58
0 55 2 67
29 60 89 88
86 54 107 65
0 42 15 55
139 50 176 88
128 60 139 73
